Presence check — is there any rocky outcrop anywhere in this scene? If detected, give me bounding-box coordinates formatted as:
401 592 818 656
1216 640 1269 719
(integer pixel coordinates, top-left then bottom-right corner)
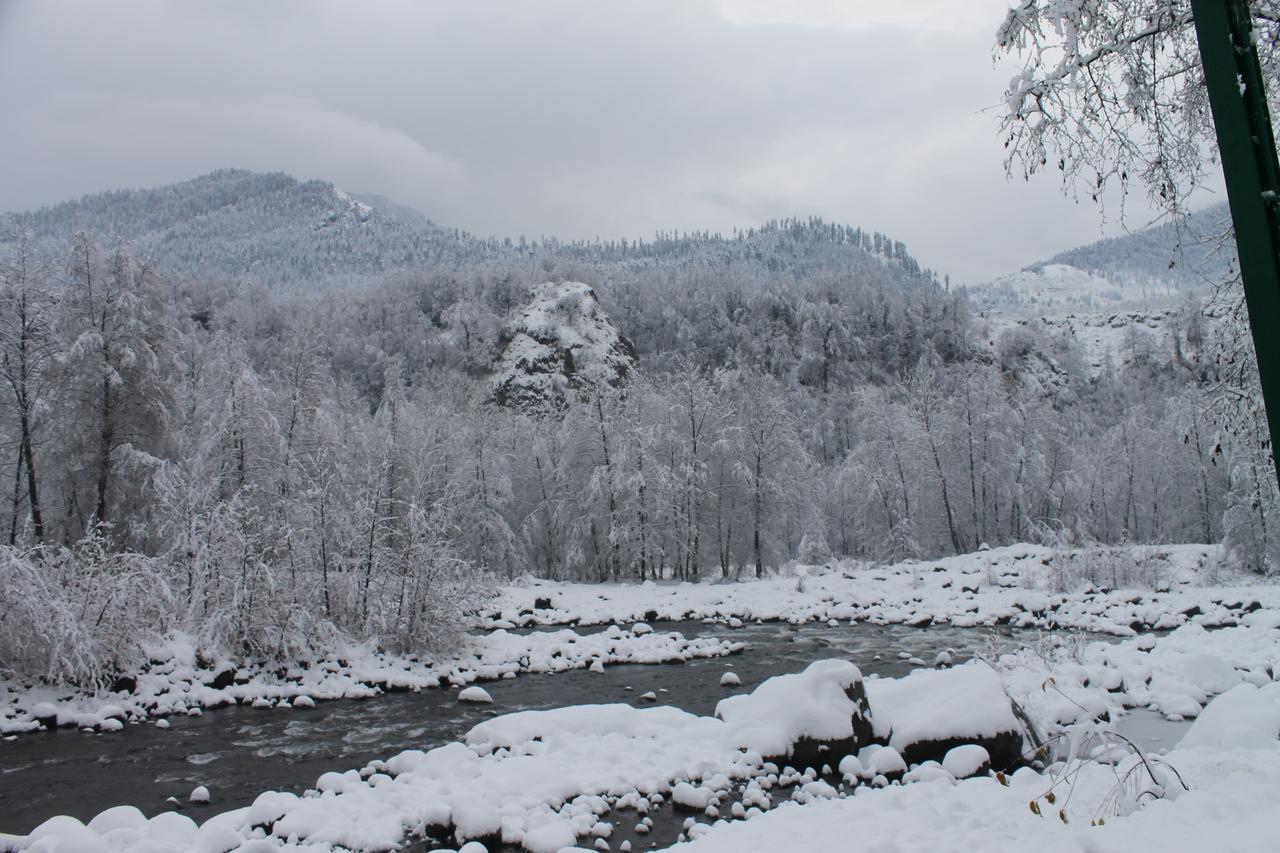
491 281 636 409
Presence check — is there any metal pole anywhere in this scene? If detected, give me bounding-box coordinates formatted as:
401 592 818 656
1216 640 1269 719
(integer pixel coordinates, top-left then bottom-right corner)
1192 0 1280 487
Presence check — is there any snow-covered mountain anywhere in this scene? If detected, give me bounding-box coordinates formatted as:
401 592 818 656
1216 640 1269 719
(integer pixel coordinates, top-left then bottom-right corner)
2 169 473 286
2 169 940 293
970 204 1233 375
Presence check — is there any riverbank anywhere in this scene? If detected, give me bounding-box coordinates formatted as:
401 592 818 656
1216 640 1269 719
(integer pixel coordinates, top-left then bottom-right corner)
2 543 1268 738
6 542 1280 852
8 616 1280 853
490 544 1260 636
0 626 740 737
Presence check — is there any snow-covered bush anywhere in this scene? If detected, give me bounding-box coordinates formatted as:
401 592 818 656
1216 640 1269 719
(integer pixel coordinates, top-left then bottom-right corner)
1045 545 1167 593
0 532 171 685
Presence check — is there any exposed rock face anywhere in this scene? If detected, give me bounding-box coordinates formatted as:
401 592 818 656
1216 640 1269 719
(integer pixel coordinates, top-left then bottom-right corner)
491 281 637 409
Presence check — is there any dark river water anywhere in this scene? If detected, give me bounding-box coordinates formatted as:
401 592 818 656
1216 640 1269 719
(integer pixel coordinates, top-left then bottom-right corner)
2 621 1129 842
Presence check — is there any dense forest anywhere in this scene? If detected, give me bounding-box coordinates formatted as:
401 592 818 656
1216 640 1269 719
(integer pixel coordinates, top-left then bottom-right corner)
0 171 1260 684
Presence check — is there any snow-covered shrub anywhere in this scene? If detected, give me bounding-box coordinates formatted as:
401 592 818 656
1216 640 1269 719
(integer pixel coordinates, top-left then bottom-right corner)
0 532 171 686
1045 544 1166 593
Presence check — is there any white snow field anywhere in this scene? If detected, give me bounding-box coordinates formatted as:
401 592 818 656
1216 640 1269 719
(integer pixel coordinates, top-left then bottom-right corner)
7 542 1280 852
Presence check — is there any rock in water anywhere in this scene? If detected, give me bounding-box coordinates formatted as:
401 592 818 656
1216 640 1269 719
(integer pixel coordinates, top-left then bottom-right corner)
458 686 494 704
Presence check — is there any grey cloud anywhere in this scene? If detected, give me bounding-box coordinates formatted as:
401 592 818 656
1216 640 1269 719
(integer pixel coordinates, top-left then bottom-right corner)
0 0 1166 282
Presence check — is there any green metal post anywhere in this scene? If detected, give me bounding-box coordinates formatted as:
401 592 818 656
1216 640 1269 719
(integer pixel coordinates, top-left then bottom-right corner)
1192 0 1280 483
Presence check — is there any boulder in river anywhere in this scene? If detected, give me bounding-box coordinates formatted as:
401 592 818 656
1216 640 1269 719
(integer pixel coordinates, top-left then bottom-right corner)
716 659 873 769
865 661 1024 770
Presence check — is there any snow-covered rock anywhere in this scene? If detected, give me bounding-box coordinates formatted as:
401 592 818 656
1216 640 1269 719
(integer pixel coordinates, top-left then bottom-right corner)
716 659 870 763
865 662 1022 767
941 744 991 779
1179 683 1280 751
491 280 637 409
458 686 494 704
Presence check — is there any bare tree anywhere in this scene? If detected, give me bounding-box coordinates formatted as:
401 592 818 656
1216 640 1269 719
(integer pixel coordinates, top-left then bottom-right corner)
0 231 56 542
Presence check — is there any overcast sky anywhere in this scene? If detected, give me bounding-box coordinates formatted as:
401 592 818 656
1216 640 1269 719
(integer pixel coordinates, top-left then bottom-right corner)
0 0 1188 283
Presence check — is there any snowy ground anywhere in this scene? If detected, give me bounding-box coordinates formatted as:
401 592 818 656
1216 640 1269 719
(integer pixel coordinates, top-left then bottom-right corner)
8 543 1280 853
491 544 1260 637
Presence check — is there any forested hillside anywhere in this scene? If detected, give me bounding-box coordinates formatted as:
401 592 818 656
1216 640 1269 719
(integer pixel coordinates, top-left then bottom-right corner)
0 170 1253 683
1041 202 1233 291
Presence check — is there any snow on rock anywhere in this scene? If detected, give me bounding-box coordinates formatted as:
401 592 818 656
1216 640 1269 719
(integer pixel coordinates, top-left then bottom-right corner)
719 671 741 687
836 754 864 782
188 785 210 803
1179 683 1280 751
865 662 1021 767
715 659 870 763
656 744 1280 853
491 280 637 410
670 782 715 812
862 745 907 779
521 821 577 853
941 744 991 779
459 686 494 704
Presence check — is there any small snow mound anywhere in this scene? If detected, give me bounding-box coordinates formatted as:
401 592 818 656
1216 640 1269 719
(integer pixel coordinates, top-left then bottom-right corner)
639 691 658 702
458 686 494 704
671 781 714 811
25 815 103 853
452 796 502 841
720 671 742 687
837 754 864 779
632 622 654 636
865 746 907 777
942 744 991 778
189 785 210 804
1179 683 1280 750
292 695 316 708
522 821 577 853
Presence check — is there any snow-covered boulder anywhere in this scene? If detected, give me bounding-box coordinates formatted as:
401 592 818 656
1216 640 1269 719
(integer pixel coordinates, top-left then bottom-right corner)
1179 682 1280 751
716 659 871 766
458 686 494 704
942 744 991 779
865 662 1023 768
491 281 637 409
671 781 715 812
